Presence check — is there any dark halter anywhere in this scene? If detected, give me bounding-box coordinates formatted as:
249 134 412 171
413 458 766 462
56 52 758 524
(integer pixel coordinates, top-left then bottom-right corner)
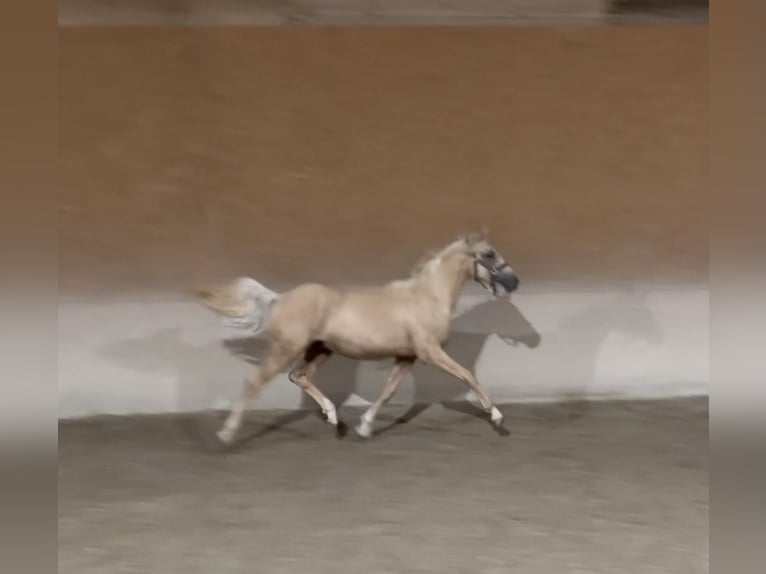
473 257 511 296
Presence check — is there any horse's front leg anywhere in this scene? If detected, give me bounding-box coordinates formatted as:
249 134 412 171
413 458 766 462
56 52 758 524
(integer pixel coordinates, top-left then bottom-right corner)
415 342 504 431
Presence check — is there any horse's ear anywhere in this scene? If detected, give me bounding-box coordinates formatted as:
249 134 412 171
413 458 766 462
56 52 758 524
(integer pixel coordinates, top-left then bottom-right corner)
474 227 489 242
463 228 488 245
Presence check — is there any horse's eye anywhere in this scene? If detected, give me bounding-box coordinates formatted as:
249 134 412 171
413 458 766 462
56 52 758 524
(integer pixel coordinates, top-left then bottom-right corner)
483 250 495 259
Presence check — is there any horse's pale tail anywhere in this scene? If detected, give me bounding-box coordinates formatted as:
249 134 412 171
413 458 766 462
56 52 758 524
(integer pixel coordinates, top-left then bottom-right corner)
192 285 252 318
191 277 280 325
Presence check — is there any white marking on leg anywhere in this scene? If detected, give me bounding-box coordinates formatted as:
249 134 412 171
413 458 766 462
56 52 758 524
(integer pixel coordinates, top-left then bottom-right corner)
355 420 373 438
355 408 375 438
217 428 234 444
324 402 338 426
217 403 243 443
360 408 375 426
490 406 503 425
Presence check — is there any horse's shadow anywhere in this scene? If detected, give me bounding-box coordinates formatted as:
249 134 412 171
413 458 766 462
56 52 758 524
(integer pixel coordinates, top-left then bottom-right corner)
373 290 663 434
100 328 317 452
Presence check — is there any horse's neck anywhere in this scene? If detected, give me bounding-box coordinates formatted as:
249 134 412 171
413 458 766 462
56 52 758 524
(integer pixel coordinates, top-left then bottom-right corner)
415 253 471 314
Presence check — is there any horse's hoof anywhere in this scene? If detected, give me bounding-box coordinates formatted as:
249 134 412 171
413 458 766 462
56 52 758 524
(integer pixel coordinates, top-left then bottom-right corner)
216 429 235 445
488 407 509 436
323 410 339 426
335 421 349 440
354 423 373 439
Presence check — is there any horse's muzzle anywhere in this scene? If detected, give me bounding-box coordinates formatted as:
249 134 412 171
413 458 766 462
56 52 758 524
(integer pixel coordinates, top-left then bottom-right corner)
496 272 520 294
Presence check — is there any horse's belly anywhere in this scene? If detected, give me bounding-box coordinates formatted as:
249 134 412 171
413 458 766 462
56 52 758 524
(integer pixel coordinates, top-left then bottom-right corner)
320 313 414 359
322 331 415 360
325 342 413 361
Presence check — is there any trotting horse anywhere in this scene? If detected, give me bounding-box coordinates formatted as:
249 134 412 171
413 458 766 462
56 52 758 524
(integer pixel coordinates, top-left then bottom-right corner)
194 230 520 444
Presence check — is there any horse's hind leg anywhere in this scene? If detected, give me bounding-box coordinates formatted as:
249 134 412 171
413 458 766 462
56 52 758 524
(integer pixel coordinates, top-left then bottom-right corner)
355 356 415 439
288 342 337 427
416 344 504 429
217 342 300 445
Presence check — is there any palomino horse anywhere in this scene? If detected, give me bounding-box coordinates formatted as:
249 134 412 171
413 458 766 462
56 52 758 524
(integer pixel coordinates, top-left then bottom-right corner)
194 230 520 444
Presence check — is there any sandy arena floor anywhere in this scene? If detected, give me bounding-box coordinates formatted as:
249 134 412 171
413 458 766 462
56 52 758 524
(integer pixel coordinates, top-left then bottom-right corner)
59 397 708 573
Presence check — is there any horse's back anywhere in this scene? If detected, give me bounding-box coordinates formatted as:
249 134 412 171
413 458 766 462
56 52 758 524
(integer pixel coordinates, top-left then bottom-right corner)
268 283 341 343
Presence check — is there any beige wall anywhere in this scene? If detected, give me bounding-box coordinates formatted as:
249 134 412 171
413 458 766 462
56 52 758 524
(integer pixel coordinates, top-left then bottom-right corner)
59 26 707 296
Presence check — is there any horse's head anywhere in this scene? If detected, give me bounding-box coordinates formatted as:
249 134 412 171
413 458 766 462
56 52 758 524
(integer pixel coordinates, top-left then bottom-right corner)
613 299 664 346
461 229 520 297
498 303 542 348
559 290 664 346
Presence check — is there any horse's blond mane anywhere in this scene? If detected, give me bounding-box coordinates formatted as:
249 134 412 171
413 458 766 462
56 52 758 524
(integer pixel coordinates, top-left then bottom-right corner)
410 237 467 277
